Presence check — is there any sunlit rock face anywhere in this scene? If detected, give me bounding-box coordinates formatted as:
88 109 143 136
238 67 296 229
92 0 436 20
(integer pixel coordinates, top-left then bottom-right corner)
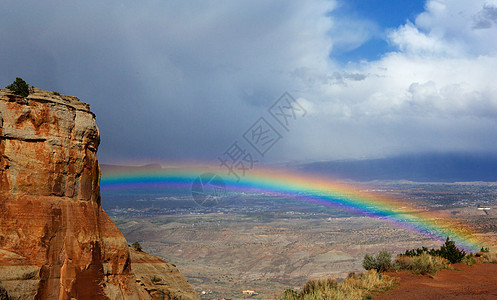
0 88 199 300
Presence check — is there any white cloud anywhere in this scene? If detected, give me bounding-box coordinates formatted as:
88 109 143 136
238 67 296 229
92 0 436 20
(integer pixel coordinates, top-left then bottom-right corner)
387 22 461 56
283 0 497 161
329 16 380 55
340 0 497 118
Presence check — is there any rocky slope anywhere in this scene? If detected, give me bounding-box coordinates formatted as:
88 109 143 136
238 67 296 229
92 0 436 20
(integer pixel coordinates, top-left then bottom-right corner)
0 88 198 300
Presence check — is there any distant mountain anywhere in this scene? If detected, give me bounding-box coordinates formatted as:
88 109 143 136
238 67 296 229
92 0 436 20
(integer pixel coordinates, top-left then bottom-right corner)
297 153 497 182
100 163 163 173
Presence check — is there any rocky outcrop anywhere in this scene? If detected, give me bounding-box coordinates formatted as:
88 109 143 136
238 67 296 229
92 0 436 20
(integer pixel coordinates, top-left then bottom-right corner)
129 248 198 300
0 88 198 300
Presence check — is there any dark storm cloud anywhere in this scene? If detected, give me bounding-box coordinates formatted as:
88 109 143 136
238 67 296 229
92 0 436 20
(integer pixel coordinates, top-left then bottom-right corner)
2 0 497 164
0 1 334 163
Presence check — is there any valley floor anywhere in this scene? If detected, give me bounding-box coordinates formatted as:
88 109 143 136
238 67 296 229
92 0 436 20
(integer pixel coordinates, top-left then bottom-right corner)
105 182 497 299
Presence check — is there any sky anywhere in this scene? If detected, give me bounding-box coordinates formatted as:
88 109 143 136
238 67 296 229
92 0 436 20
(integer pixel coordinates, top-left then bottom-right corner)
1 0 497 165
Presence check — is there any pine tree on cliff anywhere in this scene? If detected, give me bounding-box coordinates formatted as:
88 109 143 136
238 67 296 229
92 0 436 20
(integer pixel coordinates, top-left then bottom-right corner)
6 77 30 98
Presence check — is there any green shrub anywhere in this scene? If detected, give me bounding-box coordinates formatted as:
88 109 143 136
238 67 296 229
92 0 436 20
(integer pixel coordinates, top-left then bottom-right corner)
402 246 429 257
376 251 392 272
401 237 466 264
363 253 377 271
392 256 412 271
412 254 438 275
131 241 143 251
6 77 30 98
461 254 477 266
362 251 392 272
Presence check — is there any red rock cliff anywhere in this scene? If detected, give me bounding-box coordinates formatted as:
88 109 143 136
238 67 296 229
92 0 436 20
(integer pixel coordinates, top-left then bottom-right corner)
0 88 198 300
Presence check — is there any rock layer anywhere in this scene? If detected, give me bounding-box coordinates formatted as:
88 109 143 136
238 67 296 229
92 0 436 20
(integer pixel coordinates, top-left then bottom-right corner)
0 88 198 300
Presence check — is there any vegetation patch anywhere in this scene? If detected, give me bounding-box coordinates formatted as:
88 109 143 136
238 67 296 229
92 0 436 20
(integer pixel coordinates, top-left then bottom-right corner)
280 237 493 299
131 241 143 251
363 250 392 272
482 252 497 263
6 77 30 98
401 237 467 264
461 253 477 266
279 270 395 300
393 253 450 275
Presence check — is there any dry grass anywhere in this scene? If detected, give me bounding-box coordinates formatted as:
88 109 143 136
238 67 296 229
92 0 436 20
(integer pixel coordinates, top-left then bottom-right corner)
482 252 497 263
393 253 450 275
279 270 396 300
461 255 477 266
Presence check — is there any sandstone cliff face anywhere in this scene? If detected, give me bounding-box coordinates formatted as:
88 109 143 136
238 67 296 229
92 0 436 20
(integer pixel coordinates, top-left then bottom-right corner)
0 88 198 300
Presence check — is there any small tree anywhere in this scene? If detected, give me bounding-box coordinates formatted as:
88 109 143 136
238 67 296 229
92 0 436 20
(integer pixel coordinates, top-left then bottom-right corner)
437 237 466 264
6 77 30 98
131 241 143 252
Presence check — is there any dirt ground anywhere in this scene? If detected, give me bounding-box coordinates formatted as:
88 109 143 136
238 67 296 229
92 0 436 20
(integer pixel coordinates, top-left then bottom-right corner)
374 263 497 299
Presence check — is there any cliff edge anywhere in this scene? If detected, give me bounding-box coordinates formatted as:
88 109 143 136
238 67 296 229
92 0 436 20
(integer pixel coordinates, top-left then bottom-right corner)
0 88 198 300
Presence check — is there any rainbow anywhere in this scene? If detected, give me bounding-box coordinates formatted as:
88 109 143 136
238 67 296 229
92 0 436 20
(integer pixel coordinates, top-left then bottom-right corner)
100 164 485 252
